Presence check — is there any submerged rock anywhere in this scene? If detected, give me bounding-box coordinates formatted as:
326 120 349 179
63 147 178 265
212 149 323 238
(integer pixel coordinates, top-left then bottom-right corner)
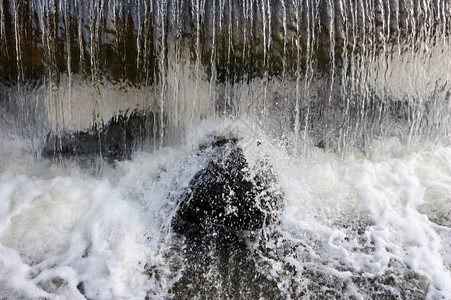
42 110 159 164
172 137 283 234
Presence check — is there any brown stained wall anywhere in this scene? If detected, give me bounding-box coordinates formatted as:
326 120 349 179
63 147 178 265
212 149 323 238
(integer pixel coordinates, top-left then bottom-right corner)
0 0 449 85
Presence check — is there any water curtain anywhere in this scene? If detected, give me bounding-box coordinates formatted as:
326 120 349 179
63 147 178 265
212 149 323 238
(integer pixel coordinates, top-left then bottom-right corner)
1 0 450 154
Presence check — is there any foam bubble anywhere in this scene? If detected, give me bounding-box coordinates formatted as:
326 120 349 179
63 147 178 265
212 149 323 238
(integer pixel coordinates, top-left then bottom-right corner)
0 126 450 298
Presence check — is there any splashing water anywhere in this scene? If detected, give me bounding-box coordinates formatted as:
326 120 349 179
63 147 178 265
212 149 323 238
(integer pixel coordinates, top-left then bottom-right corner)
0 0 450 299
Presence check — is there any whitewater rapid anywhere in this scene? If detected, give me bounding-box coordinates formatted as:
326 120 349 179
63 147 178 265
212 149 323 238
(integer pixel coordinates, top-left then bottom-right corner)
0 120 450 299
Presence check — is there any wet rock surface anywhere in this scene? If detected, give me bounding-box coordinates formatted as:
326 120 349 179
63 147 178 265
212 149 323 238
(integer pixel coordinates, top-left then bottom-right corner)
2 0 448 83
154 138 285 298
42 110 159 164
172 137 283 234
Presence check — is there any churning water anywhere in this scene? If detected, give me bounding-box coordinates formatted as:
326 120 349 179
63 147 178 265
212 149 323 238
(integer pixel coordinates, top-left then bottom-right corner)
1 0 451 299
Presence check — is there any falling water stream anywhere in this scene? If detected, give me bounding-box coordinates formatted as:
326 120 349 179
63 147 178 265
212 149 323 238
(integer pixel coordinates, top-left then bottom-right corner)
1 0 451 299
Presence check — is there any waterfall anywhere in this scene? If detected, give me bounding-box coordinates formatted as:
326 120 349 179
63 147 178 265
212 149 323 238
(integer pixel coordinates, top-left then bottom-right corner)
1 0 450 154
1 1 451 299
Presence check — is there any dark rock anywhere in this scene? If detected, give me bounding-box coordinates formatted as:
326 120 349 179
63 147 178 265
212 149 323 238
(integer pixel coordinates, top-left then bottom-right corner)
172 137 283 234
42 110 159 164
166 139 284 297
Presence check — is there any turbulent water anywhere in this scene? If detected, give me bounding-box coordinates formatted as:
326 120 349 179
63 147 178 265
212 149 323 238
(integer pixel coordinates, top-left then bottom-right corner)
1 0 451 299
0 122 450 299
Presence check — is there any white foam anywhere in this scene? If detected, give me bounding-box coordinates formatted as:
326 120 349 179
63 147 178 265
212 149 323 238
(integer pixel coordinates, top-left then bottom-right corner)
0 125 450 298
238 124 451 297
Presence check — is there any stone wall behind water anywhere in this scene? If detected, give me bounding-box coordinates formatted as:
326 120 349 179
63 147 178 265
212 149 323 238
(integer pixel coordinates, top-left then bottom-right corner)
1 0 450 154
1 0 449 83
